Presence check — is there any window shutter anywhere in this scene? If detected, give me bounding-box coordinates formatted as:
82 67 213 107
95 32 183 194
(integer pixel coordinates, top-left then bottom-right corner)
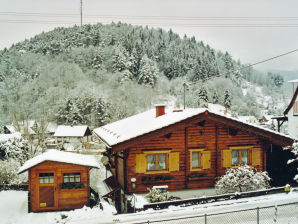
169 152 180 172
252 149 261 167
135 154 146 173
222 149 232 168
202 151 211 169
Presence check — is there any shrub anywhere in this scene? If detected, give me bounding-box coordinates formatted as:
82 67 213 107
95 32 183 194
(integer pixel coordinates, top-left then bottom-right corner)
145 188 167 203
215 165 270 194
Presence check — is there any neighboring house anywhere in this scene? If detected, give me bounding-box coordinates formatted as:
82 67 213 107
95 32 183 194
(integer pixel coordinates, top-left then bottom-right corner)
53 125 92 150
284 86 298 138
94 105 295 212
18 150 100 212
238 116 259 124
3 125 16 134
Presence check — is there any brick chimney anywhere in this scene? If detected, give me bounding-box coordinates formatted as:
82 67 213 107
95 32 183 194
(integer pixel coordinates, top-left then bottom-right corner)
155 105 165 117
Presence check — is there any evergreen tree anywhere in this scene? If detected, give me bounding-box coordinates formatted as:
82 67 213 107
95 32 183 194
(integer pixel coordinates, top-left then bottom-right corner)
198 86 209 108
212 91 219 104
138 55 159 87
224 89 232 109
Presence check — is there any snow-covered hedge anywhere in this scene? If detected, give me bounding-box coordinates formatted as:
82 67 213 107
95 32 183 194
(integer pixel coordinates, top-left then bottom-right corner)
215 165 270 194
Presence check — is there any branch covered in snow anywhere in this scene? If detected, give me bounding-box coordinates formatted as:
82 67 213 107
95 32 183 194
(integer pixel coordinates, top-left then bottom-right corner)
215 165 270 194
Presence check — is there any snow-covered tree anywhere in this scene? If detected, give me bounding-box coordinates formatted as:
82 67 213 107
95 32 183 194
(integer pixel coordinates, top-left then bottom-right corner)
198 86 209 108
224 89 232 109
112 46 132 73
138 55 159 87
0 136 30 163
145 187 167 203
0 158 28 185
215 165 270 194
212 91 219 104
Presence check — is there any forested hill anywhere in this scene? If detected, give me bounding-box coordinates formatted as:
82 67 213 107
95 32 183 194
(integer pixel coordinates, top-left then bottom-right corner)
0 22 288 128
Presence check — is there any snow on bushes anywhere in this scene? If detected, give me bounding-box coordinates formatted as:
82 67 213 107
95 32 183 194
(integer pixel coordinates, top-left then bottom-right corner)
0 159 27 185
145 188 168 203
0 136 30 163
215 165 270 194
0 136 30 185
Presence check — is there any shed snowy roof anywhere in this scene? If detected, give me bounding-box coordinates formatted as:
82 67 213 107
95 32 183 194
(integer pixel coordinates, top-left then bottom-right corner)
18 149 100 174
53 125 92 137
94 104 294 148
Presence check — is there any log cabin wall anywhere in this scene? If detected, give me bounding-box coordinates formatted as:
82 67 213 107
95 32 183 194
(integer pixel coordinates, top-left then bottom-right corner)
123 119 267 194
29 161 90 212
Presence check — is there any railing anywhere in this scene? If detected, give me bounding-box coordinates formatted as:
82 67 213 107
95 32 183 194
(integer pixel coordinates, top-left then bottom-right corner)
133 201 298 224
143 187 287 210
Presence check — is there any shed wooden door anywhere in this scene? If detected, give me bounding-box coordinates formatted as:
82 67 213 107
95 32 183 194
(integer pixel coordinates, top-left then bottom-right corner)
37 171 57 209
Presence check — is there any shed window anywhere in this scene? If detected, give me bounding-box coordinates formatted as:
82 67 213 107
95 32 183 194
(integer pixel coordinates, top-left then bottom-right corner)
39 173 54 184
63 173 81 183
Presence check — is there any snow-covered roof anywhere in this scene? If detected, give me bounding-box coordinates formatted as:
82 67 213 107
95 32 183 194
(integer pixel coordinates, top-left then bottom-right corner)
0 132 22 143
18 149 100 174
288 79 298 83
53 125 91 137
4 125 16 133
94 104 295 148
238 116 258 123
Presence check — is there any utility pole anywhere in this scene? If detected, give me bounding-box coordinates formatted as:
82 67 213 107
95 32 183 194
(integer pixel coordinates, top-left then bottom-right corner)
183 82 186 109
80 0 83 26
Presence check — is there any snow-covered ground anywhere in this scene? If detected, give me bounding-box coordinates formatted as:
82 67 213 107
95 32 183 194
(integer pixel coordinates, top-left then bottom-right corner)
1 190 298 224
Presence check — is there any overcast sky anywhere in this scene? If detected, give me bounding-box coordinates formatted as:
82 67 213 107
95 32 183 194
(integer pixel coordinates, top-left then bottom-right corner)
1 0 298 71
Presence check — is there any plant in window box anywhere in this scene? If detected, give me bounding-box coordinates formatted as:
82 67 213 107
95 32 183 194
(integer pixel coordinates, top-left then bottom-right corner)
188 173 206 178
60 183 84 189
141 175 174 183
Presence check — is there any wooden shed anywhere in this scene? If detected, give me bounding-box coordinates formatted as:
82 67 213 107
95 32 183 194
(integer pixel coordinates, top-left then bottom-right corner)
18 150 100 212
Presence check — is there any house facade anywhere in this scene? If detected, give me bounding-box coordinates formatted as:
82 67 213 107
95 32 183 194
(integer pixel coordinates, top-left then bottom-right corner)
94 105 294 196
284 85 298 138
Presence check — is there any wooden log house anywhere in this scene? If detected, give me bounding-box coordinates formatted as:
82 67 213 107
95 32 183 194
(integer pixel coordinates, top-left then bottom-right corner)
94 105 295 199
18 150 100 212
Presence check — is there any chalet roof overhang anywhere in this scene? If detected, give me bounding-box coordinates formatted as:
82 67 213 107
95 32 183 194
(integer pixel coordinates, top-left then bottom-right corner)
284 86 298 115
98 111 294 153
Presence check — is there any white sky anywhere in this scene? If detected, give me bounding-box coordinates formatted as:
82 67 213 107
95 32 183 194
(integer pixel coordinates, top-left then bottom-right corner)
1 0 298 71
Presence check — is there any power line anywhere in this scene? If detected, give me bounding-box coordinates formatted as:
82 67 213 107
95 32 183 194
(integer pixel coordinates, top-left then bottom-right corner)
1 12 298 21
1 19 298 28
188 48 298 86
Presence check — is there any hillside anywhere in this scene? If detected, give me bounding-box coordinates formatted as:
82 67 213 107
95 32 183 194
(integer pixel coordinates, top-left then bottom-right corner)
0 22 290 128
